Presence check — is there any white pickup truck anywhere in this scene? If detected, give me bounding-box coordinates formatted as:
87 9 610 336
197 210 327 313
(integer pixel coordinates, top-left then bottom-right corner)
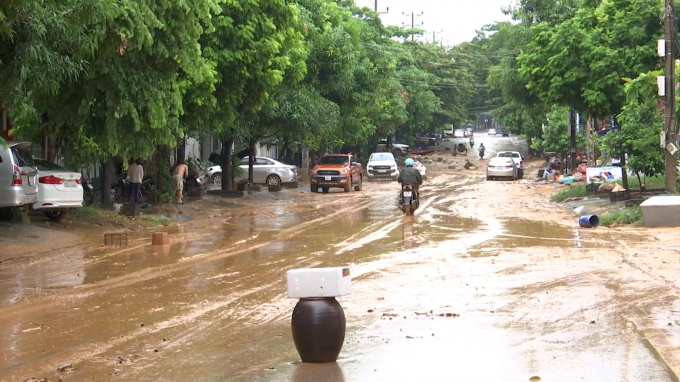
377 139 410 157
496 151 524 179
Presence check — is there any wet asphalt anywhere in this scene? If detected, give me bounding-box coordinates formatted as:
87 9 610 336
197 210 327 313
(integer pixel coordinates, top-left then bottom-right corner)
0 134 679 382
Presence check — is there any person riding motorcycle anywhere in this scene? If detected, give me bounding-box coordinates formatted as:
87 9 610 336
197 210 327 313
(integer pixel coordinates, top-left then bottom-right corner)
469 136 475 148
478 143 486 159
398 158 423 198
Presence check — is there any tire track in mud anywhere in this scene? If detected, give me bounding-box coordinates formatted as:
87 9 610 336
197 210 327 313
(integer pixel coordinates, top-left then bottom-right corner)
0 198 381 321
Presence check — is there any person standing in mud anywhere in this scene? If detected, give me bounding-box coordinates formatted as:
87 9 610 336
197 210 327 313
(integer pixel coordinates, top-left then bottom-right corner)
173 159 188 204
126 158 143 204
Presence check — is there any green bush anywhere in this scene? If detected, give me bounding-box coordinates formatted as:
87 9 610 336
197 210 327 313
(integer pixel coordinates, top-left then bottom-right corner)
551 184 588 202
599 206 644 226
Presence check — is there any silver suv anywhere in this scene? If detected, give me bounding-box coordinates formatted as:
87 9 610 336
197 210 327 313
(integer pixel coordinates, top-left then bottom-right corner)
0 142 38 220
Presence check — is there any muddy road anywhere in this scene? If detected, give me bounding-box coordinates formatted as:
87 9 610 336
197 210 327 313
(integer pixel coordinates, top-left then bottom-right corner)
2 135 680 381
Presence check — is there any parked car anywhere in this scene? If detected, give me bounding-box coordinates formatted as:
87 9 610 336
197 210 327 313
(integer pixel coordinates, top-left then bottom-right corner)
488 128 497 136
415 133 438 146
496 151 524 179
453 129 465 138
207 157 297 187
0 142 38 220
33 158 83 221
310 154 363 193
501 130 510 137
487 157 519 181
367 152 399 181
377 139 410 156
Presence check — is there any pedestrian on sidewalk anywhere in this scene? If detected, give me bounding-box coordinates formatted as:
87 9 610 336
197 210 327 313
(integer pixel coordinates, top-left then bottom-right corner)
127 158 144 204
174 160 189 204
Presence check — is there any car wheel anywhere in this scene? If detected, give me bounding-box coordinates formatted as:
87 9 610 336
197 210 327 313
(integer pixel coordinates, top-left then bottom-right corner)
311 185 319 193
519 170 524 179
322 187 330 193
0 208 14 221
486 176 492 181
266 174 281 187
44 210 68 222
211 173 222 185
344 180 352 193
354 176 363 191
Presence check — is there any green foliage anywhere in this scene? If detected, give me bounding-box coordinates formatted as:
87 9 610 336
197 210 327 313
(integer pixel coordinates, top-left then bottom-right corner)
599 206 644 226
531 106 584 157
599 67 666 178
518 0 662 119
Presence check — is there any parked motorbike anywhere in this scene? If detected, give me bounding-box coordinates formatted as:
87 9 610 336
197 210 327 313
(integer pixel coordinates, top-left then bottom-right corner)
82 177 96 206
399 184 419 216
112 172 154 201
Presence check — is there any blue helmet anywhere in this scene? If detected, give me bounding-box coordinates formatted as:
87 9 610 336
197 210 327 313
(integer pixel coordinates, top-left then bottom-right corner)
405 158 414 167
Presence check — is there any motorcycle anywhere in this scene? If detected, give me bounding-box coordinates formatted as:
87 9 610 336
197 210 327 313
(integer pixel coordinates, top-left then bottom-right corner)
82 176 96 206
478 146 485 159
469 138 475 148
399 184 419 216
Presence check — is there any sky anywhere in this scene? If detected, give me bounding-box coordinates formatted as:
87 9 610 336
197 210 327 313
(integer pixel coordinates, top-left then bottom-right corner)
355 0 514 45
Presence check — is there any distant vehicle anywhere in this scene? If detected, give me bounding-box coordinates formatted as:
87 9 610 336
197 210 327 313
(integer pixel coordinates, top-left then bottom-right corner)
207 157 297 187
377 139 410 156
488 129 497 136
496 151 524 179
453 129 466 138
415 133 438 146
464 128 474 137
33 158 83 222
367 152 399 182
487 157 519 181
310 154 363 193
501 130 510 137
0 142 38 221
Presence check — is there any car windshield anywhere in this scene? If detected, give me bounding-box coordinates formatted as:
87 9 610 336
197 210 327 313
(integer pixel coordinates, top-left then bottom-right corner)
35 159 67 171
11 146 35 167
498 152 520 158
370 153 394 162
490 158 512 165
319 156 348 165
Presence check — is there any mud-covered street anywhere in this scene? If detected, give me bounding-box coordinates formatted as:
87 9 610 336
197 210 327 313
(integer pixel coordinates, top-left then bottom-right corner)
2 135 680 382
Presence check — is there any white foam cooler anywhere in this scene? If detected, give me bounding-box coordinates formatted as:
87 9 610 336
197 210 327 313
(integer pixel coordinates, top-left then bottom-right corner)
287 267 351 298
640 195 680 227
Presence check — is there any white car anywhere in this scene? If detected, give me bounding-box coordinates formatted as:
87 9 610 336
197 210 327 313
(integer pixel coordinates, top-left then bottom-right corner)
496 151 524 178
377 139 410 156
207 156 297 186
33 158 83 221
488 129 497 136
367 152 399 181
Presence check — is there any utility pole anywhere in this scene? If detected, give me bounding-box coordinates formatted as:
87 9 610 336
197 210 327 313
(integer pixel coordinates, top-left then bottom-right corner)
432 30 443 44
402 12 424 42
664 0 677 192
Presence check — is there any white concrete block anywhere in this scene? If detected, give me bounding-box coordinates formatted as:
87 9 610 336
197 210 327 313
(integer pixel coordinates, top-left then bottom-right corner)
287 267 351 298
640 195 680 227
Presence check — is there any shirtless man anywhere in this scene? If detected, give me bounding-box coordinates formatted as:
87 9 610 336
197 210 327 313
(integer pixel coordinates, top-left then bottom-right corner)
174 160 189 204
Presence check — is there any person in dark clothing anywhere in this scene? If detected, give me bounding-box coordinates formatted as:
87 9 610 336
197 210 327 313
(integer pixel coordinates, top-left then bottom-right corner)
398 158 423 197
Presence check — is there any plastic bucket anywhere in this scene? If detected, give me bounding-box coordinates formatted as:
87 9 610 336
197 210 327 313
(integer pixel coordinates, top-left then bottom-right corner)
578 214 600 228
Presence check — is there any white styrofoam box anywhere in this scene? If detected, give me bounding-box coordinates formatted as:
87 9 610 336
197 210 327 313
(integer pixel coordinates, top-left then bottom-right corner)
287 267 351 298
640 195 680 227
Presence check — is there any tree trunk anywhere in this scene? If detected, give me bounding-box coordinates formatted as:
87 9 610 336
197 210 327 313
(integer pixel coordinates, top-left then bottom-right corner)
248 139 256 183
101 156 112 208
221 137 234 191
621 153 629 191
177 137 186 164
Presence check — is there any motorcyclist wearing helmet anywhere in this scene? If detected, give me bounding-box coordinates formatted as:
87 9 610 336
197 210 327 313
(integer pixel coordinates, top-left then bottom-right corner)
398 158 423 198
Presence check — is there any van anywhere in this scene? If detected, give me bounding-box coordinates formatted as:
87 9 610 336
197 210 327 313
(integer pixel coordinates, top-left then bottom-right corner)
0 142 39 220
